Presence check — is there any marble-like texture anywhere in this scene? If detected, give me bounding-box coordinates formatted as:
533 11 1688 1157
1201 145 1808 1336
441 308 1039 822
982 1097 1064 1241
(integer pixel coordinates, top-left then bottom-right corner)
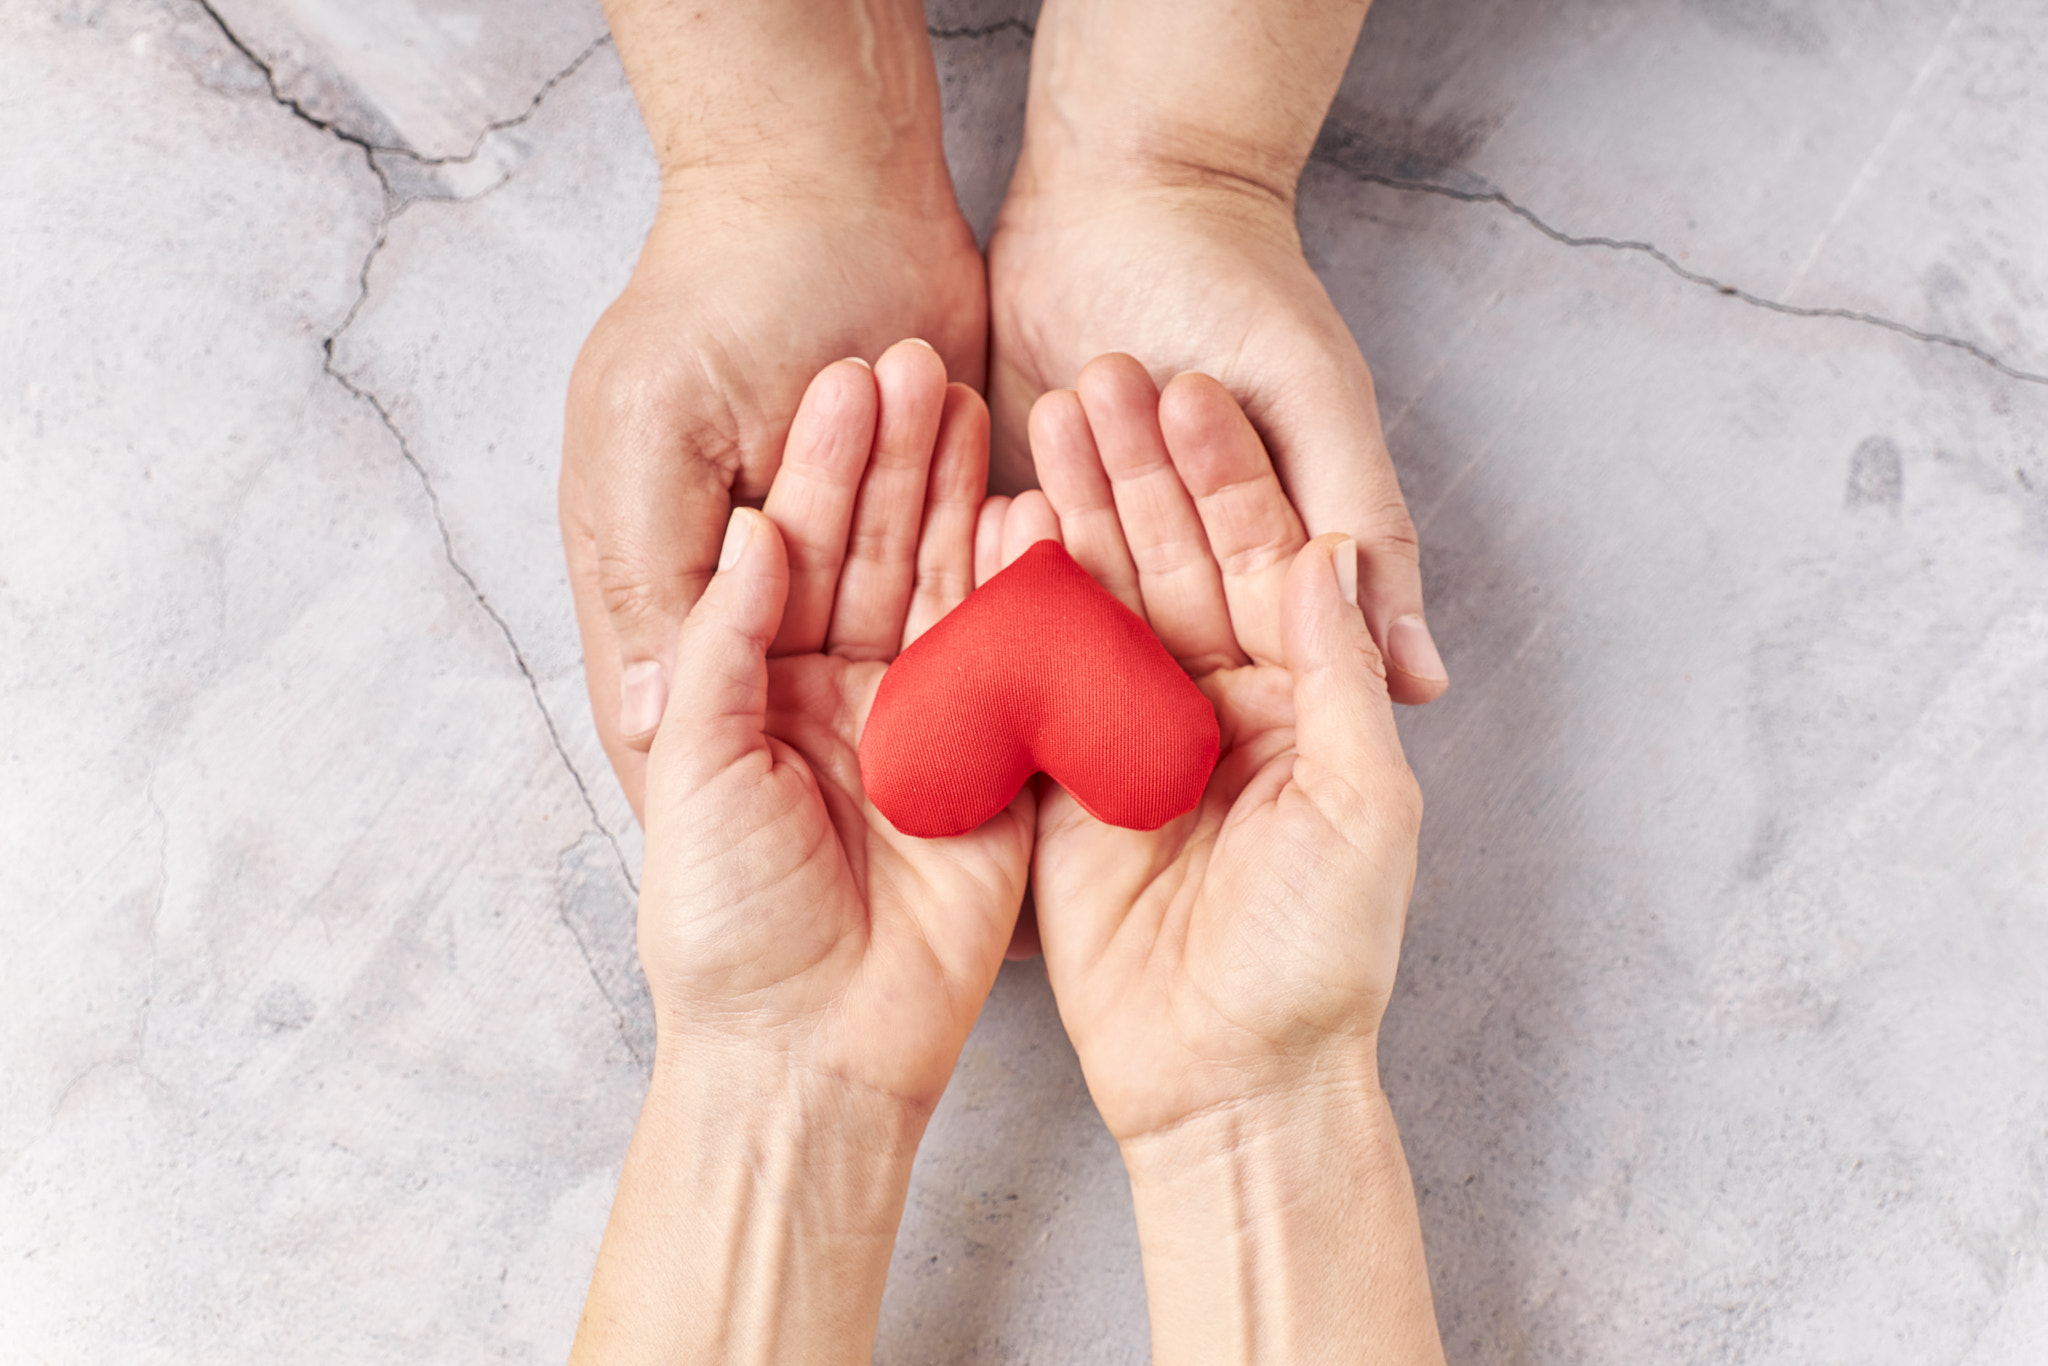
2 0 2043 1361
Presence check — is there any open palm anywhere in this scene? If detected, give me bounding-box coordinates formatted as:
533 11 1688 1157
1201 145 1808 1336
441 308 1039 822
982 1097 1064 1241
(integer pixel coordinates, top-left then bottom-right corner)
987 356 1423 1143
637 344 1031 1111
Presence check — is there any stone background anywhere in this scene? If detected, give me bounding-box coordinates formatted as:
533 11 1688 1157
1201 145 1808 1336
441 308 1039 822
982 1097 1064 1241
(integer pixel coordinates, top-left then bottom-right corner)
3 0 2044 1360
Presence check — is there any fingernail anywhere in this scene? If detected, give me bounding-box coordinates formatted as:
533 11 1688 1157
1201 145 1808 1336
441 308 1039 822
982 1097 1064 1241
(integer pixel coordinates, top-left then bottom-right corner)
1388 615 1448 683
619 660 666 739
1334 537 1359 607
717 509 751 572
842 355 872 370
903 337 937 352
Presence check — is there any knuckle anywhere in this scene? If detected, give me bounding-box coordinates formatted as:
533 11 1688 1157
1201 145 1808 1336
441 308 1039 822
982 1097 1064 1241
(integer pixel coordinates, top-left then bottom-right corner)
1360 499 1422 565
1390 767 1424 831
912 555 974 610
924 565 974 605
589 358 685 440
1348 624 1392 687
846 523 917 568
570 344 748 484
1339 766 1423 852
595 552 687 637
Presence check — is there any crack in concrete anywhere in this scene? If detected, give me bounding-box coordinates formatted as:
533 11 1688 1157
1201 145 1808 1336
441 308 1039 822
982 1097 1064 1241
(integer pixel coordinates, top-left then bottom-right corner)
194 0 392 193
190 0 643 1045
928 18 1036 40
320 350 643 1051
1319 160 2048 389
195 1 612 176
380 34 612 170
200 0 2039 393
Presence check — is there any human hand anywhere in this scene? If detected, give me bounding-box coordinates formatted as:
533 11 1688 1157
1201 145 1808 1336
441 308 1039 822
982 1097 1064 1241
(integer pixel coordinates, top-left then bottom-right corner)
991 356 1442 1362
562 0 984 818
988 180 1448 705
986 0 1447 705
573 344 1029 1366
562 192 983 819
1003 354 1422 1144
634 341 1031 1110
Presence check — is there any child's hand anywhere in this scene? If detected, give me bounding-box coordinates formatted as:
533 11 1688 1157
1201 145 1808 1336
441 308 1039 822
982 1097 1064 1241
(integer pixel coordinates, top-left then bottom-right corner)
998 354 1424 1145
634 340 1033 1113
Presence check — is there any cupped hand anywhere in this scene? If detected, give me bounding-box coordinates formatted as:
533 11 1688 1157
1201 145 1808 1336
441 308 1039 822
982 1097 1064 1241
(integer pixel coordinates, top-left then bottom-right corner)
995 355 1424 1143
635 342 1031 1112
987 172 1449 705
563 183 986 817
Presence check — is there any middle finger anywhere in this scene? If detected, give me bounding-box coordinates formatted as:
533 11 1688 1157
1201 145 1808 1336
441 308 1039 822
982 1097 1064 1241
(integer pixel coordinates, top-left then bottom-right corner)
827 339 948 661
1076 354 1243 673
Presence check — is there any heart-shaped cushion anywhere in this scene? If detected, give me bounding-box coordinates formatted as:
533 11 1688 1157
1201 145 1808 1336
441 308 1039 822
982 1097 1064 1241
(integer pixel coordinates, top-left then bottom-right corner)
859 539 1220 838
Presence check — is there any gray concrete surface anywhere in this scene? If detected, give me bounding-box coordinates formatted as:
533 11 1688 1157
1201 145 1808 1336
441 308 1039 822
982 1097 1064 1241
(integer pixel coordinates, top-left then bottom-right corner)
4 0 2045 1360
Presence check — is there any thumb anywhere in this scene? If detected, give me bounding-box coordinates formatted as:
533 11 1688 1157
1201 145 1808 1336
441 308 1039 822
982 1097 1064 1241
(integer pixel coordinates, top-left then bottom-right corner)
651 509 790 792
1260 362 1448 705
1280 535 1419 826
582 416 739 756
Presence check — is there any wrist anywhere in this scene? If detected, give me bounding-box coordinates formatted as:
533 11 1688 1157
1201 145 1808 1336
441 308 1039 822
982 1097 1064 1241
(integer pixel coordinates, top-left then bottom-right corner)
651 128 960 227
1116 1066 1444 1366
1090 1032 1385 1156
1012 100 1307 215
1019 0 1371 208
635 1055 922 1289
1117 1055 1384 1187
604 0 955 206
572 1044 926 1365
644 1036 932 1177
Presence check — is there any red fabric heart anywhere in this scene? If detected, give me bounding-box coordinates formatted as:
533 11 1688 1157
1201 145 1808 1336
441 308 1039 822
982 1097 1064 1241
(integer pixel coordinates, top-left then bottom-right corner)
859 539 1220 838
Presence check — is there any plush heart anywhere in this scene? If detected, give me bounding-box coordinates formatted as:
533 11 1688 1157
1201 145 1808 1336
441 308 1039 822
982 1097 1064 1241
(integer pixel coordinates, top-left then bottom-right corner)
859 539 1220 838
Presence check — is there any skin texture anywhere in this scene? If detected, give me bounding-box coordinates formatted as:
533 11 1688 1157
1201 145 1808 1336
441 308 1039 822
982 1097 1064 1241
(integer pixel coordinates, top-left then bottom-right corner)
571 345 1031 1365
571 348 1445 1363
1006 356 1445 1362
568 0 1448 817
565 0 984 817
566 1 1452 1356
990 0 1447 705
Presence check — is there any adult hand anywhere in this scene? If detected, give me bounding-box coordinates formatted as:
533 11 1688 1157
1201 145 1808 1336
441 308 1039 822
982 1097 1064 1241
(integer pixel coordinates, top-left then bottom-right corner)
987 0 1448 705
563 0 984 818
1010 354 1418 1140
992 356 1443 1362
638 340 1029 1111
573 343 1031 1366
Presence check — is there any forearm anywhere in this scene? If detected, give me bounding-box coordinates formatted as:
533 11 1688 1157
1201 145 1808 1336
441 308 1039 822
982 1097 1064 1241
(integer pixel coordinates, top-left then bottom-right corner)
570 1049 925 1366
1023 0 1373 198
600 0 951 198
1121 1072 1445 1366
